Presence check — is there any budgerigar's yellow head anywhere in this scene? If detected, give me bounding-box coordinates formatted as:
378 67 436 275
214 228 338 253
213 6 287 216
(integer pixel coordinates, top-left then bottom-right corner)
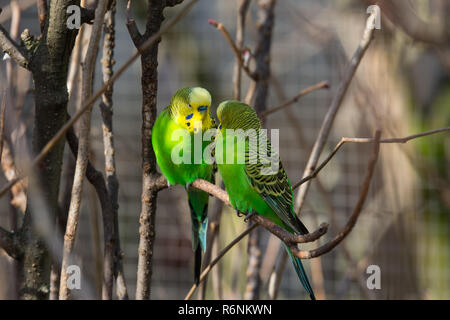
169 87 214 133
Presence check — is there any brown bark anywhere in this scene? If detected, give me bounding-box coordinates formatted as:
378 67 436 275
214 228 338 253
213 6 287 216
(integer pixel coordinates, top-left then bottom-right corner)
127 0 184 300
245 0 277 300
15 0 82 300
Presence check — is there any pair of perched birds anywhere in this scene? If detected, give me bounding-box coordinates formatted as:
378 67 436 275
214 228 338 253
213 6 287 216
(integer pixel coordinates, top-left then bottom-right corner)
152 87 315 300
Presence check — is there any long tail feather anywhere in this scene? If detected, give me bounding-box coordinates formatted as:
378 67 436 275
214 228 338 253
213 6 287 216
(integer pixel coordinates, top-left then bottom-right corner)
193 218 208 285
187 188 209 284
194 244 202 285
284 244 316 300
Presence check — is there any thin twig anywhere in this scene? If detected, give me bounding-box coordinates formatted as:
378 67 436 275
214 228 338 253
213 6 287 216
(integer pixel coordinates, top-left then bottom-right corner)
199 182 225 299
260 81 329 119
99 0 128 300
186 124 450 249
59 1 108 300
0 90 6 161
268 250 287 299
184 223 259 300
294 10 379 214
232 0 251 100
368 0 450 45
0 24 28 69
293 127 450 190
267 74 330 299
291 130 381 259
252 216 328 244
0 0 199 200
244 81 257 105
125 0 142 47
49 9 86 299
36 0 48 32
209 18 256 80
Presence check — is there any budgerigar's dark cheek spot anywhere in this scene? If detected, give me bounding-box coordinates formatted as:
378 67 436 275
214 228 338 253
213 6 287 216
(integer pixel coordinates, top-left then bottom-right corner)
186 122 191 127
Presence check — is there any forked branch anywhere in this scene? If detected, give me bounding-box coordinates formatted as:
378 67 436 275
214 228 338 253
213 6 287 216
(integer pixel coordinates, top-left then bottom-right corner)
208 18 256 80
0 23 29 69
291 131 381 259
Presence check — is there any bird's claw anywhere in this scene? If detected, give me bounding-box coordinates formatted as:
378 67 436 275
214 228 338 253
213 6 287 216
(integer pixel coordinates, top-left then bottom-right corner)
236 210 244 217
244 212 255 222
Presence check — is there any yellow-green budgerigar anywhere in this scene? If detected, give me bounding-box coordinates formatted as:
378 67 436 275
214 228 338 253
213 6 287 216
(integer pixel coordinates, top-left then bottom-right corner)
152 87 215 284
215 100 315 300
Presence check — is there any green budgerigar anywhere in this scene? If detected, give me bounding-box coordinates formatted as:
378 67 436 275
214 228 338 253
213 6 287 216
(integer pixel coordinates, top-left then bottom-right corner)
215 100 315 300
152 87 215 284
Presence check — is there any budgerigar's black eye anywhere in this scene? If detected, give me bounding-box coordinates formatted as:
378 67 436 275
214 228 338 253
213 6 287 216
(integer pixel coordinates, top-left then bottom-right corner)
188 104 192 108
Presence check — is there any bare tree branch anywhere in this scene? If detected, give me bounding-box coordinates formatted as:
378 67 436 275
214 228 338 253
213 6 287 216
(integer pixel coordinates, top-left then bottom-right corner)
366 0 450 45
0 23 29 69
232 0 251 100
198 182 225 299
126 0 143 47
252 216 329 244
291 131 381 259
260 81 329 119
208 18 256 80
59 1 108 300
0 0 199 201
36 0 48 32
99 0 128 300
184 223 259 300
293 126 450 190
127 0 185 300
268 74 331 299
18 0 82 300
214 125 376 262
252 0 276 115
64 120 118 295
0 90 6 161
191 179 328 244
198 2 252 300
267 250 287 299
243 0 278 300
294 10 379 214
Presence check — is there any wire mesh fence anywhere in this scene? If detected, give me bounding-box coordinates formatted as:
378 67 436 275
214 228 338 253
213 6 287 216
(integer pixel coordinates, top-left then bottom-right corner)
0 0 448 300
